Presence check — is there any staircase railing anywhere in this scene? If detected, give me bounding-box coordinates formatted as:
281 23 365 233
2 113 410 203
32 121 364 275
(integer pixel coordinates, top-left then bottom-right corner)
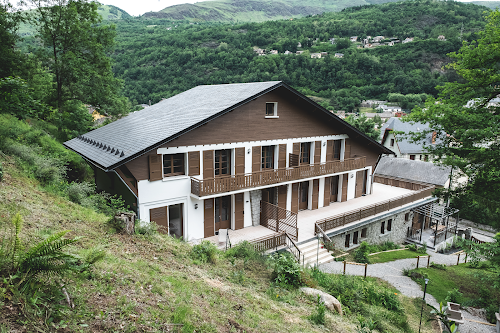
284 232 301 265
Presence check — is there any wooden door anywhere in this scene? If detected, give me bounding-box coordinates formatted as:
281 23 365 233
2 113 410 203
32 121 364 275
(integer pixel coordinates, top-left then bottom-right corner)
278 144 286 169
215 196 231 230
150 206 168 233
312 179 319 210
168 204 183 238
314 141 321 164
291 183 299 213
204 199 214 237
203 150 214 179
355 170 363 198
234 193 244 230
278 185 287 210
299 181 309 211
331 175 339 202
341 174 348 202
323 177 330 207
235 148 245 175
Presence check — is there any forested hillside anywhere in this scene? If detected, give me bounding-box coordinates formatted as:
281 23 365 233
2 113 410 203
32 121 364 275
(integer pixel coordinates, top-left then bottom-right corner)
111 0 488 110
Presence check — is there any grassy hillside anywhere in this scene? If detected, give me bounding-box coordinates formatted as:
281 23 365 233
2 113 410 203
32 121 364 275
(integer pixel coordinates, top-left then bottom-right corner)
97 5 131 20
0 115 439 332
144 0 404 22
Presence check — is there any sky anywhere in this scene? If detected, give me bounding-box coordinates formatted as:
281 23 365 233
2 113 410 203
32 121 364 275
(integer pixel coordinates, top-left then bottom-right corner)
99 0 213 16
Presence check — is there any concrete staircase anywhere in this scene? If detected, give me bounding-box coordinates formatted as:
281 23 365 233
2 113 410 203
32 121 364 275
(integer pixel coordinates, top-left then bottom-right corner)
297 238 335 267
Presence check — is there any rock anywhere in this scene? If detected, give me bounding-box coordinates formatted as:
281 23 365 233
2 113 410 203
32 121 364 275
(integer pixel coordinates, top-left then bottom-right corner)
114 212 136 235
300 287 343 315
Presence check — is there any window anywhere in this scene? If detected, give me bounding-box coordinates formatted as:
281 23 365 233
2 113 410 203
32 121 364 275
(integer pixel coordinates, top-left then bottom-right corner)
387 219 392 232
265 102 277 116
333 140 341 160
353 231 359 245
345 234 351 248
405 213 410 221
380 221 385 234
163 153 184 176
361 228 367 238
410 155 416 160
300 142 310 164
215 150 231 176
390 138 395 147
262 146 274 169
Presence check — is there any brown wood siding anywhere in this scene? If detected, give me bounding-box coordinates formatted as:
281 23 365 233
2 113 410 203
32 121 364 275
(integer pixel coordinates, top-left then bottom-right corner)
116 166 138 196
355 170 363 198
278 185 287 210
188 151 200 176
324 177 330 207
341 173 348 202
161 88 340 148
278 144 286 169
326 140 334 162
312 179 319 210
203 150 214 179
235 147 245 175
149 155 162 181
293 142 300 156
314 141 321 163
204 198 215 237
252 146 261 172
126 155 149 181
150 206 168 233
344 139 351 159
234 193 244 230
291 183 299 213
348 136 381 172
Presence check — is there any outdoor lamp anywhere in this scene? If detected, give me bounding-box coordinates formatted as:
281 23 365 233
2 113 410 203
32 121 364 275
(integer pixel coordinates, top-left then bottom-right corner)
419 279 430 333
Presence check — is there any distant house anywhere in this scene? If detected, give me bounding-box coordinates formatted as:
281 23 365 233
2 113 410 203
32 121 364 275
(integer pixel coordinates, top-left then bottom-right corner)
402 37 414 44
377 105 402 113
437 35 446 41
362 38 369 45
284 50 292 55
329 38 336 44
365 112 394 122
380 117 437 160
297 42 302 48
320 52 328 57
350 36 358 42
334 53 344 58
387 41 395 46
254 48 265 56
269 50 278 55
373 36 384 42
371 42 381 47
310 53 322 59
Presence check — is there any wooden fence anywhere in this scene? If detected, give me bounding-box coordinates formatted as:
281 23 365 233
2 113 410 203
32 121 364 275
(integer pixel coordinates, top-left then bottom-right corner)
249 232 301 263
191 157 366 197
315 186 435 234
261 201 298 241
373 174 431 191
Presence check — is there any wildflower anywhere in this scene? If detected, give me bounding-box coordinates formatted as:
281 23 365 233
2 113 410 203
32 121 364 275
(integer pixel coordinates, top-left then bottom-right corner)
394 293 398 295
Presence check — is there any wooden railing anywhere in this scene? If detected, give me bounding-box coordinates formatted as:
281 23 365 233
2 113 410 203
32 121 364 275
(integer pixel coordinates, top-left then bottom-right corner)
249 232 301 264
315 185 435 234
374 174 431 191
261 201 298 241
191 157 366 197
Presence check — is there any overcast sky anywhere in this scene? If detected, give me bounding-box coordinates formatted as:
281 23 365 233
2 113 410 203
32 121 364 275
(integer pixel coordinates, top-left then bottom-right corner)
99 0 213 16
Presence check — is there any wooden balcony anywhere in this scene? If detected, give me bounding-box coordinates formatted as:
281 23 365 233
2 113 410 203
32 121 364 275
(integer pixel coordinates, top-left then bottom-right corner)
191 156 366 197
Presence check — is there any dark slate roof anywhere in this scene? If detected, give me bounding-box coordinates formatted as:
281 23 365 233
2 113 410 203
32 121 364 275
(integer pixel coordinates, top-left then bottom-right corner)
380 117 438 154
65 81 393 170
374 156 451 186
64 81 281 169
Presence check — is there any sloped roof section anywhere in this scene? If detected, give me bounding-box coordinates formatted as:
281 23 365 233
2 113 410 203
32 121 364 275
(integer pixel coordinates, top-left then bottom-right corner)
380 117 438 154
64 81 281 169
375 156 451 186
65 81 393 170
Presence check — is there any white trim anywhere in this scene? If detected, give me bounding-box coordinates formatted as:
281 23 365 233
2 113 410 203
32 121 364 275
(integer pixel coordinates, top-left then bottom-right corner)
265 116 279 119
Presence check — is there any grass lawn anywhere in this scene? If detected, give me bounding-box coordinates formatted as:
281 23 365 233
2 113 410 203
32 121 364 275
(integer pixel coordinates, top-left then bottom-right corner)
359 107 374 113
369 249 420 263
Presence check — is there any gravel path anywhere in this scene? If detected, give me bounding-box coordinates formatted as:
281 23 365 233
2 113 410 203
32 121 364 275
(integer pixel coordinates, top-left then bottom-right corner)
320 250 496 332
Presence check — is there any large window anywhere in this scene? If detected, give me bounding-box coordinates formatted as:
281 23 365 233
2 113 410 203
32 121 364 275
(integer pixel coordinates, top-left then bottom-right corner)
215 149 231 176
300 142 310 164
163 153 184 176
262 146 274 169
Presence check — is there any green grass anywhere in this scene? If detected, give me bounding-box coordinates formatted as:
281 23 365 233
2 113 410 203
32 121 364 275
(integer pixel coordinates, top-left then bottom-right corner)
369 249 419 263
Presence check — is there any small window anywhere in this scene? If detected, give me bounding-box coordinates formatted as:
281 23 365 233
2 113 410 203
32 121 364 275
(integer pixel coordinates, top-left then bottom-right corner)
387 219 392 232
262 146 274 170
333 140 341 160
381 221 385 234
361 228 367 238
265 102 277 116
353 231 359 245
345 234 351 248
390 138 395 147
410 155 416 160
405 213 410 221
163 153 184 177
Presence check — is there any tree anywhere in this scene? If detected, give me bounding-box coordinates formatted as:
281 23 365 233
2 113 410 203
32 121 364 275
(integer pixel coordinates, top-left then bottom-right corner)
406 10 500 226
0 4 23 78
345 115 381 141
22 0 128 117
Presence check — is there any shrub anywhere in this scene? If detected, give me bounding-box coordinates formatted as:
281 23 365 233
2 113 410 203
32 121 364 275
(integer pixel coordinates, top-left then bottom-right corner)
308 295 326 325
190 240 218 264
225 241 262 262
417 243 428 254
354 242 370 264
406 244 417 252
269 252 302 288
445 288 463 304
430 262 447 270
67 181 94 204
134 219 158 236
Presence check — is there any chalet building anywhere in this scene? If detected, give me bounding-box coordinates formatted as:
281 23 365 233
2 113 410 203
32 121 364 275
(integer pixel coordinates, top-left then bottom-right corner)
64 82 457 264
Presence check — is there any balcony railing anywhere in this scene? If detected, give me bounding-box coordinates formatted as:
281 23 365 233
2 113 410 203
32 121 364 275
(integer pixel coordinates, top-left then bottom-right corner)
191 156 366 197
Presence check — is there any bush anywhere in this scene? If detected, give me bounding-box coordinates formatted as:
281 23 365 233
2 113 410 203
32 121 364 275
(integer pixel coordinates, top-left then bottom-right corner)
135 219 158 236
225 241 262 262
190 240 218 264
417 243 427 254
308 295 326 325
354 242 370 264
430 262 447 270
445 288 463 304
67 181 95 204
406 244 417 252
269 252 303 288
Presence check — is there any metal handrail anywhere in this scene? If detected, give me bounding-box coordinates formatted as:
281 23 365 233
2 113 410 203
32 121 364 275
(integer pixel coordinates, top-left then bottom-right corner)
315 223 331 243
225 231 232 250
284 232 301 264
